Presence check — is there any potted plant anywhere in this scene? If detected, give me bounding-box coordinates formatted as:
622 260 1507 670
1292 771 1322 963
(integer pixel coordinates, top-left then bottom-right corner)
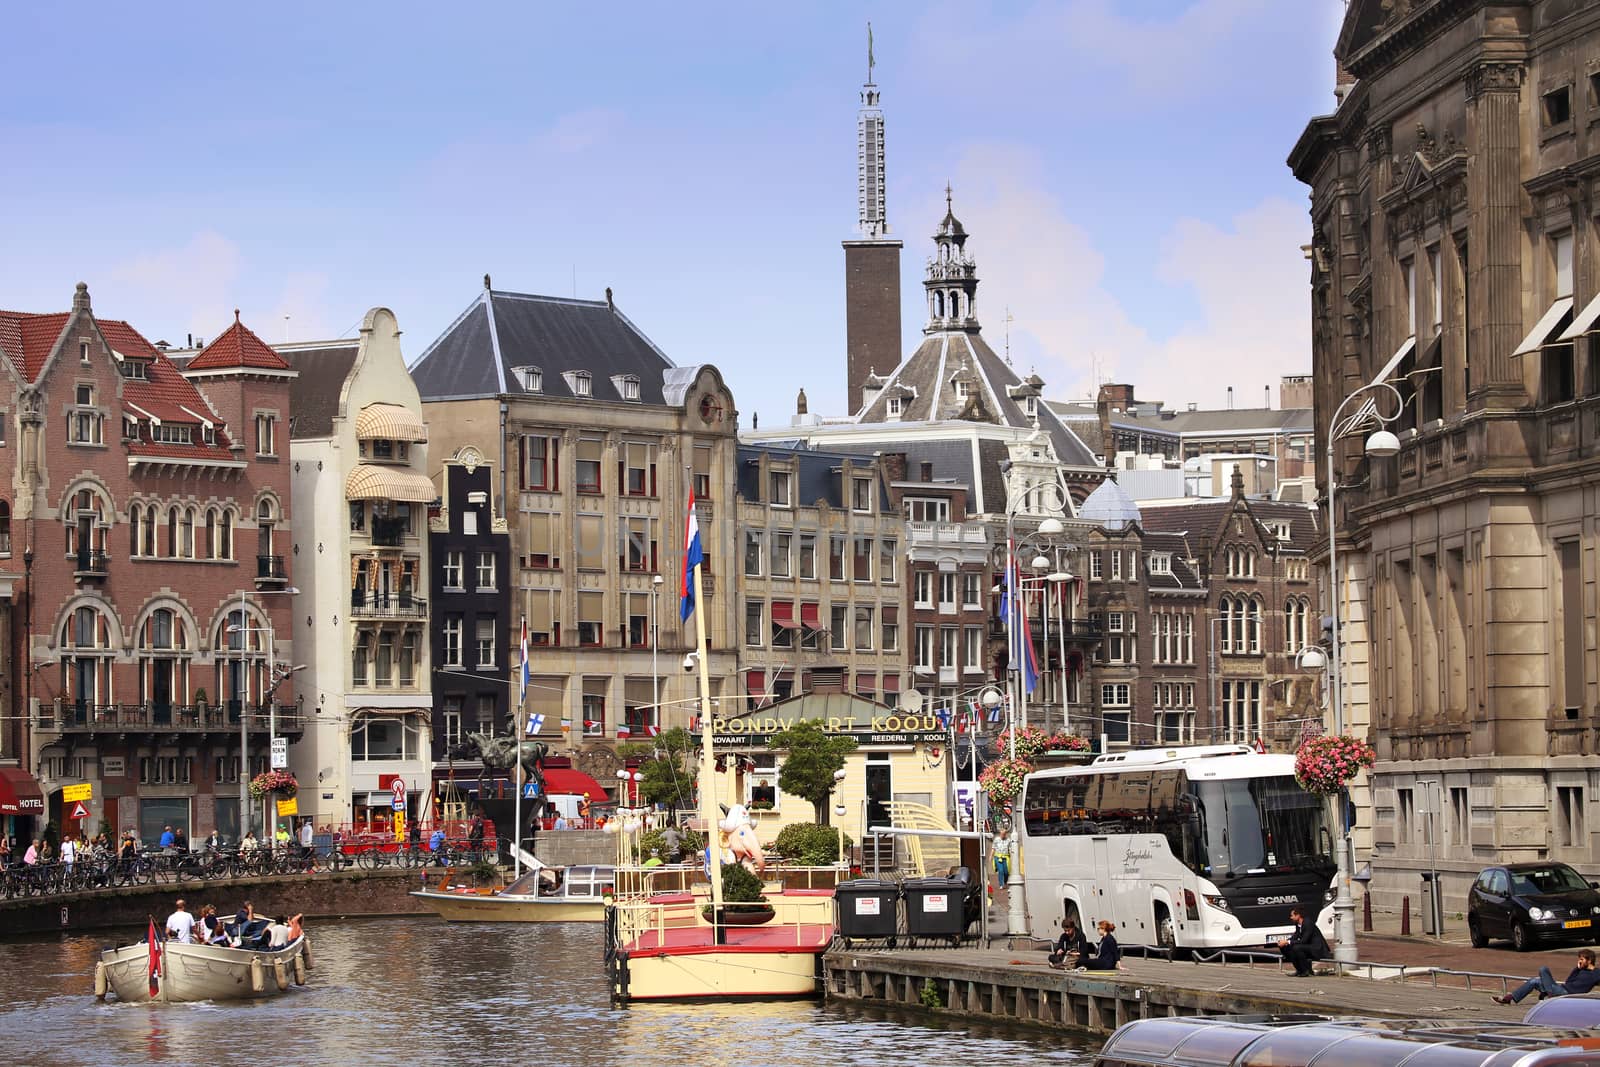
703 862 775 928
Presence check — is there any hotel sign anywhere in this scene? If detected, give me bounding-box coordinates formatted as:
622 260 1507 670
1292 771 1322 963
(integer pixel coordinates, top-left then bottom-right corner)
703 713 945 747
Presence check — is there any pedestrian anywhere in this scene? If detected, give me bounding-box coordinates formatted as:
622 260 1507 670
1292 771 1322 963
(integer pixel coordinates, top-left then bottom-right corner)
993 826 1011 888
298 818 314 859
23 838 39 865
1079 920 1121 971
0 835 10 869
1276 906 1332 977
578 794 592 826
1495 948 1600 1004
553 812 569 831
204 829 220 852
661 821 684 864
158 824 175 850
274 823 290 849
240 828 260 855
1047 917 1091 970
60 834 76 875
173 826 188 853
165 898 196 944
468 813 485 850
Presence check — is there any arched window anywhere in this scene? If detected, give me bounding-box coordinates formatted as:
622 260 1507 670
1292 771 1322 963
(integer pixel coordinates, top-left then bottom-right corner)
1247 596 1263 653
257 498 277 559
934 291 945 318
181 508 195 559
215 608 264 722
166 507 179 558
65 487 107 559
1285 598 1306 654
129 503 141 557
1219 595 1235 654
141 504 155 557
219 509 233 560
138 608 191 725
203 509 217 561
61 603 114 719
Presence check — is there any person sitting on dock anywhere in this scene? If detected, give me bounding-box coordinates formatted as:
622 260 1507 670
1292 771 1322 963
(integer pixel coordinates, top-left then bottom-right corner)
1494 949 1600 1004
1276 907 1331 978
1048 917 1092 970
1078 921 1121 971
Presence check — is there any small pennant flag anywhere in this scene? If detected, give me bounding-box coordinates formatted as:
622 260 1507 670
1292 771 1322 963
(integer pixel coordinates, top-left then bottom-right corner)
689 714 700 732
645 724 660 737
561 718 572 734
147 919 163 996
584 719 600 732
617 722 632 739
934 708 951 729
525 712 546 736
987 703 1004 723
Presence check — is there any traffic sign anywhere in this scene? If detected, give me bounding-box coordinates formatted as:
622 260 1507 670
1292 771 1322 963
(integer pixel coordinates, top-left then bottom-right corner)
270 737 288 770
392 797 406 812
68 801 89 820
523 782 541 799
62 783 92 803
391 777 407 805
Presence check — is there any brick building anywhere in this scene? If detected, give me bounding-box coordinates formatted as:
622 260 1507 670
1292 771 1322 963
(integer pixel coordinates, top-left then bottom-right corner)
3 285 296 844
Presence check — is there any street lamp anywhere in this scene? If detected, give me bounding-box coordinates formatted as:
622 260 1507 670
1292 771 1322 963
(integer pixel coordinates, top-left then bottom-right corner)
232 586 299 840
1311 379 1402 965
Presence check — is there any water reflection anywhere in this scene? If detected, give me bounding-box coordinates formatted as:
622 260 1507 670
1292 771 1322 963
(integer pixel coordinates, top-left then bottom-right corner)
1 919 1098 1067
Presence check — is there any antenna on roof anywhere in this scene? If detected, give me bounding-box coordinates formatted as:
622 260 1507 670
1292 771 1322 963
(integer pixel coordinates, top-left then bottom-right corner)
1004 306 1014 365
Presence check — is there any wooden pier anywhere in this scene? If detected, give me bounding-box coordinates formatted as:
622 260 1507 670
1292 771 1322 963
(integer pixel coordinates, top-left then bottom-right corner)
823 946 1530 1035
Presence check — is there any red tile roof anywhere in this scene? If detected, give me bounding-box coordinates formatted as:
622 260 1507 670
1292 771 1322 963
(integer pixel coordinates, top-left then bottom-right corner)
0 311 71 381
186 312 291 371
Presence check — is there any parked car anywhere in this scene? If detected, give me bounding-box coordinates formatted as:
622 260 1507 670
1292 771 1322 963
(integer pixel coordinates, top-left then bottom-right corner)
1468 862 1600 951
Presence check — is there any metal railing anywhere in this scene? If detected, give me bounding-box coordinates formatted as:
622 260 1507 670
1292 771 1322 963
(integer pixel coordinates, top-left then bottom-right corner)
350 592 427 617
74 549 110 576
256 554 287 580
42 701 301 733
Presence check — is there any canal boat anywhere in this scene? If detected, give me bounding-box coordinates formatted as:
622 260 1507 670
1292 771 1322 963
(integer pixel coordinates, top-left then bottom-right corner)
95 924 310 1003
1094 1014 1600 1067
411 863 614 923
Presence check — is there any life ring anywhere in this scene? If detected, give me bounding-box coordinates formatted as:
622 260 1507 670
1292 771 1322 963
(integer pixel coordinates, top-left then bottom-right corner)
249 958 266 994
93 961 107 1000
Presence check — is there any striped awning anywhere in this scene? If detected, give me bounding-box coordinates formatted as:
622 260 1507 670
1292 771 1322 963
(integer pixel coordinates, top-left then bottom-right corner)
344 464 437 503
355 403 428 443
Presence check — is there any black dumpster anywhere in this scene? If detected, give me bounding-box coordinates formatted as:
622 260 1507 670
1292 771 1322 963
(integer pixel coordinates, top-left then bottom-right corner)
835 879 900 942
903 876 968 941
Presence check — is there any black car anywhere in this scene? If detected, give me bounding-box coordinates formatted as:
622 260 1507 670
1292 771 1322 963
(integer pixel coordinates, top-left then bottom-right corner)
1467 861 1600 951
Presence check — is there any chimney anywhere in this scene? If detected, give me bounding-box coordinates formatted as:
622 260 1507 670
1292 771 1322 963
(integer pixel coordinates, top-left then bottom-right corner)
1264 385 1270 409
483 273 492 290
605 287 614 310
72 281 91 313
1227 386 1234 410
881 452 908 482
919 461 933 481
796 388 808 416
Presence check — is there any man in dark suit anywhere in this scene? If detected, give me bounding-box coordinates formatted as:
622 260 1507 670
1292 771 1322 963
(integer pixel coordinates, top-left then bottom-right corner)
1277 907 1331 977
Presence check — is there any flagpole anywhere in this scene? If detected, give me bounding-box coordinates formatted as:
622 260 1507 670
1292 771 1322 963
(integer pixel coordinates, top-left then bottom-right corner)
513 613 525 879
687 488 724 922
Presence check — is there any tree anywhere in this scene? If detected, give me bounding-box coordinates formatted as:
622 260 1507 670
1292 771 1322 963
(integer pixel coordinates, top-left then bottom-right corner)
767 719 857 824
632 728 698 810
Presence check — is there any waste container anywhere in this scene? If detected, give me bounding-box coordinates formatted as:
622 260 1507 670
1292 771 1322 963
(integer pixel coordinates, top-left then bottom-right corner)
903 876 968 941
1420 872 1440 936
835 879 900 943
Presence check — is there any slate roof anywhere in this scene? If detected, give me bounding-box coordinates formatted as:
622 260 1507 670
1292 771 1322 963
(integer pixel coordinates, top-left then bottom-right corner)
735 444 891 511
280 343 359 438
186 313 292 371
1079 478 1141 529
856 329 1096 467
1139 497 1320 555
0 301 238 462
409 288 676 405
1142 530 1206 593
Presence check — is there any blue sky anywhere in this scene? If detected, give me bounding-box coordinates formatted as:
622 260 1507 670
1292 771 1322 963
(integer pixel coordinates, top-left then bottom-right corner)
0 1 1345 424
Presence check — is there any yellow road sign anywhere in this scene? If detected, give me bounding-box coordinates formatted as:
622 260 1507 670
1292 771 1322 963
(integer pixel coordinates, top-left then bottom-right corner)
62 783 93 803
276 797 299 817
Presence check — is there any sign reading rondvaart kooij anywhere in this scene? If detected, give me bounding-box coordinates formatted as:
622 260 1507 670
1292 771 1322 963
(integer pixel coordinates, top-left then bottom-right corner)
699 712 947 748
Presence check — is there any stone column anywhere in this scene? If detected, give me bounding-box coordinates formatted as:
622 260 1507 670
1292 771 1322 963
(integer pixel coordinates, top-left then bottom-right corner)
1465 62 1526 405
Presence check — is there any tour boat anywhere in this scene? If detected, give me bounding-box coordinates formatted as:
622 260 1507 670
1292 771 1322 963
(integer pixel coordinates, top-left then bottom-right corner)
95 924 311 1003
412 864 614 923
1094 1014 1600 1067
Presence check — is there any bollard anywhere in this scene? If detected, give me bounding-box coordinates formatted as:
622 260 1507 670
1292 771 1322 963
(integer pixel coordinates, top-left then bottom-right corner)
1401 894 1411 936
1363 890 1372 933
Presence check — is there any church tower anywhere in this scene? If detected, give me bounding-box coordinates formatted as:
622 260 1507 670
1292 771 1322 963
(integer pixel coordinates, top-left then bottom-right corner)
842 24 902 416
923 187 980 333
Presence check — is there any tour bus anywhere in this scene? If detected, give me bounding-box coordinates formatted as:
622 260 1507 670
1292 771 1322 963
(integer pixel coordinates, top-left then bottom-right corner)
1018 744 1336 950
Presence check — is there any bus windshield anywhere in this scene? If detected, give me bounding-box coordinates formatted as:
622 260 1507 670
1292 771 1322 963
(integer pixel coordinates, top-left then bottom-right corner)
1195 776 1333 881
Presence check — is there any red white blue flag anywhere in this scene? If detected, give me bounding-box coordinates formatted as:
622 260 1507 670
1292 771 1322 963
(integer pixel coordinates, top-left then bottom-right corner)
680 488 704 622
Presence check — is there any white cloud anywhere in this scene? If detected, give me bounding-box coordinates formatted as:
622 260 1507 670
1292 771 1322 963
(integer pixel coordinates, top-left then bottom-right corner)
941 145 1309 409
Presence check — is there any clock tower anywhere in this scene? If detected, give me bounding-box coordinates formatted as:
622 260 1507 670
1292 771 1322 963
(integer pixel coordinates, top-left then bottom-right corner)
843 24 902 417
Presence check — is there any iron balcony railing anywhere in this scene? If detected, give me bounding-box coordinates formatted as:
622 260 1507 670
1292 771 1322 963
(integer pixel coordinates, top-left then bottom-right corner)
43 701 301 733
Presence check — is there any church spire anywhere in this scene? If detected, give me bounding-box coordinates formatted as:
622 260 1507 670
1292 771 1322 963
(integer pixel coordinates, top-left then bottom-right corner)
924 186 979 333
856 22 889 239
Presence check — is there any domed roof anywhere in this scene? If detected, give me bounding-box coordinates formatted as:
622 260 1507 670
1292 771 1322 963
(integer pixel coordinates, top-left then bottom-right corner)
1079 478 1141 529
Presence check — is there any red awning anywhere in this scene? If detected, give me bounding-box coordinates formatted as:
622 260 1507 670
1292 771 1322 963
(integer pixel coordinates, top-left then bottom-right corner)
0 767 45 816
542 767 609 800
771 601 798 629
800 602 821 629
855 672 876 694
745 670 766 695
882 605 898 624
882 673 901 693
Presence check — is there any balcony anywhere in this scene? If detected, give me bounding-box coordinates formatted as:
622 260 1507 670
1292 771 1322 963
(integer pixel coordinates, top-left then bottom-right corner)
41 701 302 735
74 549 110 582
256 554 289 588
369 516 409 547
351 591 428 619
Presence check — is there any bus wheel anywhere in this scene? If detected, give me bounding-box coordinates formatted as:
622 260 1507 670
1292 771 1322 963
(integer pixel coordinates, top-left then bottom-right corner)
1155 904 1188 959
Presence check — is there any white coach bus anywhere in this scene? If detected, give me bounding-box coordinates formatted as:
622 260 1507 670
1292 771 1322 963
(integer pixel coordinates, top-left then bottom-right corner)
1018 745 1336 950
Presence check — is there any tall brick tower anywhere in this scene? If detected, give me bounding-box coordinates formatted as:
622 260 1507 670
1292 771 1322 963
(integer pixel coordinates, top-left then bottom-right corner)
843 25 902 416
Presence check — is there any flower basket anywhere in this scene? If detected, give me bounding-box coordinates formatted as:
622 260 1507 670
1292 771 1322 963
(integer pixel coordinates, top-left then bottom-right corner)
1293 734 1375 796
978 756 1033 806
1042 734 1092 753
249 770 298 799
993 725 1051 761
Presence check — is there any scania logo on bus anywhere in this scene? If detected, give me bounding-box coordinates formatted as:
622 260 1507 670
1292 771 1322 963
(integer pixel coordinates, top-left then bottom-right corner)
1256 895 1299 906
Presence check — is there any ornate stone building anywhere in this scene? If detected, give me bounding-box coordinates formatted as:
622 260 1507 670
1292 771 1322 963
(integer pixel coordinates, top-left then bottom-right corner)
1290 0 1600 910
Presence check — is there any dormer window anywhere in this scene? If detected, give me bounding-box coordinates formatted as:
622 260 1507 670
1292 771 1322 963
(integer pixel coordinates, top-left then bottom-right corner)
1024 396 1038 418
612 375 641 402
121 359 149 380
512 365 542 392
1148 552 1172 575
887 396 903 416
123 416 139 441
953 378 972 399
565 370 592 397
152 423 194 445
1273 521 1292 542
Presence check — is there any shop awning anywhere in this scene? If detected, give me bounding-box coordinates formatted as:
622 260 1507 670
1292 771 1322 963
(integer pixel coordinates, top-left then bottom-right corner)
882 673 901 693
1512 297 1574 357
1371 336 1416 385
541 767 608 800
0 767 45 816
1559 292 1600 342
355 403 429 443
344 464 437 503
745 670 765 695
771 602 798 629
854 672 876 694
800 602 821 629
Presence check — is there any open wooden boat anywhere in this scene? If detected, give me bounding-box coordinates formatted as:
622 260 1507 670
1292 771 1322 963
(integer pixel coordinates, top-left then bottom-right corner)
412 864 614 923
96 927 310 1003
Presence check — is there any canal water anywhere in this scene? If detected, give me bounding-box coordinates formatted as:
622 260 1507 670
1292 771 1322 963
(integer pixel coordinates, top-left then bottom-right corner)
1 918 1099 1067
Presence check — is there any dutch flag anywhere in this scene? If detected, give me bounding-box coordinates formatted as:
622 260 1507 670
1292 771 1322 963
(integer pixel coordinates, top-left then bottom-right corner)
518 615 530 705
680 488 704 622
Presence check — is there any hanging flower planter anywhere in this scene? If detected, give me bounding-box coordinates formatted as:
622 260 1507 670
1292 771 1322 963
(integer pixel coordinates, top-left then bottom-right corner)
249 770 299 799
1293 735 1375 796
1042 734 1092 753
992 725 1052 761
978 756 1033 806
